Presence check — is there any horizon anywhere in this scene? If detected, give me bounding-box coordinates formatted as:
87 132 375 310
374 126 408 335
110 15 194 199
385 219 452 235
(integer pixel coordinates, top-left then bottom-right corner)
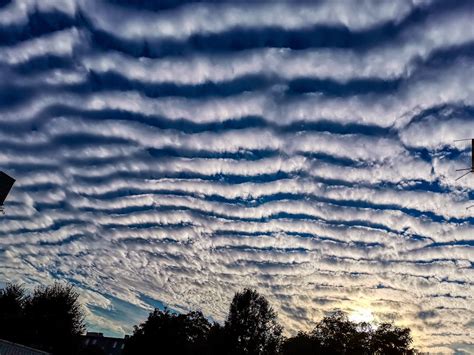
0 0 473 353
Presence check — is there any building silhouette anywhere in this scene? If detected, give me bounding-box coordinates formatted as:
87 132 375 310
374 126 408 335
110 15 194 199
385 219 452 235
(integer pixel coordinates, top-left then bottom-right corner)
81 332 126 355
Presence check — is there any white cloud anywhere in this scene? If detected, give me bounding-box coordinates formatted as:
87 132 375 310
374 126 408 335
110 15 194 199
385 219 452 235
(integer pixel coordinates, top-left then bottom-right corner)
84 0 423 40
0 1 472 352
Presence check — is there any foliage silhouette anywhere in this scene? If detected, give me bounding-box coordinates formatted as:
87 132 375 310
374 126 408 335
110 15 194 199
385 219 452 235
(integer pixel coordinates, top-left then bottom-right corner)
370 322 414 355
0 282 85 355
0 283 26 344
24 282 85 354
311 310 370 354
123 308 212 355
0 281 419 355
224 288 283 355
281 332 318 354
282 310 416 355
206 322 230 355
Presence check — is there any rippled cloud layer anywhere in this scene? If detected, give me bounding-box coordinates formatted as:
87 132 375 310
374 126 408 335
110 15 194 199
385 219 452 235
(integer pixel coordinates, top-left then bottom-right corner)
0 0 473 353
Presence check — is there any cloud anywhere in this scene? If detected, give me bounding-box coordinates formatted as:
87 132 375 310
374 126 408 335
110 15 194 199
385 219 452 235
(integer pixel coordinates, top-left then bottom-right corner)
84 0 423 40
0 1 472 353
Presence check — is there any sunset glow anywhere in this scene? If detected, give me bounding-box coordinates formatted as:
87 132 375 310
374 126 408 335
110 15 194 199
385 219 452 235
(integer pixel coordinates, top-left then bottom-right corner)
349 308 375 324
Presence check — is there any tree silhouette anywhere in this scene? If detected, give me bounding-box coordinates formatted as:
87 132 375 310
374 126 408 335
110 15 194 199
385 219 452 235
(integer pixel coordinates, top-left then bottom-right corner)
123 308 212 355
312 310 370 354
0 282 85 354
206 322 230 355
0 283 26 343
24 282 85 354
0 281 419 355
225 288 283 355
370 322 415 355
281 332 318 355
283 311 416 355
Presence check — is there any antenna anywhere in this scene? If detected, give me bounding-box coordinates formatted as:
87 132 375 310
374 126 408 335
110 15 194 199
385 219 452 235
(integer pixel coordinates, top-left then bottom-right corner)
455 139 474 181
0 171 15 214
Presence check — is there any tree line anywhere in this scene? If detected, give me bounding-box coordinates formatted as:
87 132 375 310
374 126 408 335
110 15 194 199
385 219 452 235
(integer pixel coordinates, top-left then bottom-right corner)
0 282 418 355
0 282 84 354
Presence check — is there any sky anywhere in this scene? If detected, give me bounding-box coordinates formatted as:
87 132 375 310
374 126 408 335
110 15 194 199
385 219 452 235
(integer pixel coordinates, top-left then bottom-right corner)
0 0 473 353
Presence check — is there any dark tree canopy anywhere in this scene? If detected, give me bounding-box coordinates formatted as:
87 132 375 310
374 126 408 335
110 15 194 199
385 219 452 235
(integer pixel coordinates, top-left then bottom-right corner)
0 283 26 343
370 323 414 355
0 281 419 355
312 310 370 354
24 282 86 354
281 332 317 355
123 289 284 355
123 308 212 355
225 288 283 355
282 310 416 355
0 282 85 355
206 322 229 355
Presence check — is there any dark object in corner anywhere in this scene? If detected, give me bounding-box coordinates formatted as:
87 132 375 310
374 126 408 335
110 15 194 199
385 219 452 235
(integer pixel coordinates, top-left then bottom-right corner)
0 338 50 354
0 171 15 206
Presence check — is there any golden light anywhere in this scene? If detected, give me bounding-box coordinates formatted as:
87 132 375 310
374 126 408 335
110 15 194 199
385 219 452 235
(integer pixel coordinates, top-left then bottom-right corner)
349 308 375 324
